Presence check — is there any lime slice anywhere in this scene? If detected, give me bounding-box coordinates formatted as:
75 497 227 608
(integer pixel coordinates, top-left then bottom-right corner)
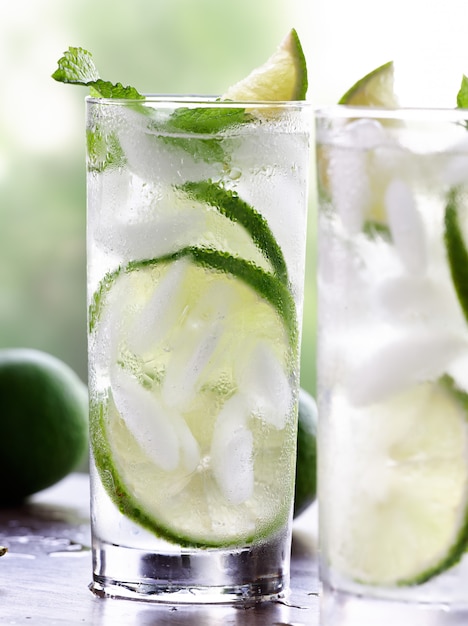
179 180 288 284
323 378 468 586
222 28 307 101
90 247 298 547
445 188 468 325
339 60 398 107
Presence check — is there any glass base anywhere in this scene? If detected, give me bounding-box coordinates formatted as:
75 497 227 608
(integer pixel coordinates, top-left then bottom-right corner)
321 584 468 626
90 536 290 604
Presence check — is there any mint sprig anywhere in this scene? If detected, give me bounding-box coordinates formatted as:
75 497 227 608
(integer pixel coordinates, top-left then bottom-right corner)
52 47 144 100
52 46 248 167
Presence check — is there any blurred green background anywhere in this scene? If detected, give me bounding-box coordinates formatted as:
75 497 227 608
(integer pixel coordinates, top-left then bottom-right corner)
0 0 317 395
2 0 466 401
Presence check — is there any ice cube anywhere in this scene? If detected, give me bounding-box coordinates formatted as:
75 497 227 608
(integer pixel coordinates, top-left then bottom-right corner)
90 278 128 387
161 321 223 411
323 120 390 234
92 173 206 262
447 351 468 395
347 329 467 406
441 135 468 186
327 146 370 235
173 414 200 474
323 118 387 150
118 108 223 185
237 340 292 429
211 395 254 505
385 178 427 276
110 366 180 472
375 274 461 326
126 258 189 355
161 284 233 411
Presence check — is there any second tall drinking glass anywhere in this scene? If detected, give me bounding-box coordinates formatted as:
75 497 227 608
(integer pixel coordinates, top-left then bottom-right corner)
316 106 468 618
86 96 311 603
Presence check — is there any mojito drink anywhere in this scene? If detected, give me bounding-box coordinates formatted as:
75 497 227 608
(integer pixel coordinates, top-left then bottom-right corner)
87 97 311 601
316 107 468 606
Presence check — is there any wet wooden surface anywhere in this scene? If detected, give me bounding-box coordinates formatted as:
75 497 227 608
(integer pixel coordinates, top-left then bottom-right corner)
0 474 319 625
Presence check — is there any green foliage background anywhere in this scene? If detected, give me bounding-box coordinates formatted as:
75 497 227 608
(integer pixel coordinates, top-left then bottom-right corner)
0 0 316 395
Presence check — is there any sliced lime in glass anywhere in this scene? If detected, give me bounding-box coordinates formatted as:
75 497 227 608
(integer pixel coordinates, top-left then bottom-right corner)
178 181 288 284
90 247 298 547
323 378 468 586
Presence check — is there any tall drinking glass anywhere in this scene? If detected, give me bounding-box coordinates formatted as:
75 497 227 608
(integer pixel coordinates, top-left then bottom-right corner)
86 96 311 603
316 106 468 620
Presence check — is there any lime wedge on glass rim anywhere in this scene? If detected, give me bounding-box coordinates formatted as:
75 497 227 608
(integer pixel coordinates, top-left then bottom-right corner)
90 248 298 547
316 60 399 230
339 60 398 107
222 28 308 101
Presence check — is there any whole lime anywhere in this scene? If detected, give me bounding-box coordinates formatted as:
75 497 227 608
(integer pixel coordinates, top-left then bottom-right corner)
294 387 318 518
0 348 88 504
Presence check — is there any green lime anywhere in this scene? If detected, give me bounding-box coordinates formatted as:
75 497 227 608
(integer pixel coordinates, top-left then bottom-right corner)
90 247 298 547
293 388 317 518
222 28 308 101
339 60 397 107
0 349 88 504
324 378 468 586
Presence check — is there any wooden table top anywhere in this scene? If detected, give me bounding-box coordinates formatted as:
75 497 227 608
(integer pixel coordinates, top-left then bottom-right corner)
0 474 320 625
3 474 467 625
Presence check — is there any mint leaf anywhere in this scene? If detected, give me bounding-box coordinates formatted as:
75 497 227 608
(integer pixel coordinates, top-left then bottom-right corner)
163 136 227 164
52 46 100 84
52 46 143 100
167 106 247 134
88 79 144 100
153 106 248 163
53 47 249 169
86 128 125 172
457 75 468 109
53 47 143 172
156 106 249 164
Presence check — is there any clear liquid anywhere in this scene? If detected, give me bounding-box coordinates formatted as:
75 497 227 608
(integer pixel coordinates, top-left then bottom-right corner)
316 113 468 607
87 99 311 601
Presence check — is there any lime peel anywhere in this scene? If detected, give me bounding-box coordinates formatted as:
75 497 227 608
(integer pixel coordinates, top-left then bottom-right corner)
90 248 298 547
445 188 468 326
179 181 289 284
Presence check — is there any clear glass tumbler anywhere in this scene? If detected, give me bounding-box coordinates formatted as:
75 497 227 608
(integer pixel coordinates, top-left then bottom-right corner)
86 96 311 603
316 106 468 619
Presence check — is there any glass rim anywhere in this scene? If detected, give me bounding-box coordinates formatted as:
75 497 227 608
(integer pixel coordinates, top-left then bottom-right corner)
315 104 468 122
86 94 313 109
